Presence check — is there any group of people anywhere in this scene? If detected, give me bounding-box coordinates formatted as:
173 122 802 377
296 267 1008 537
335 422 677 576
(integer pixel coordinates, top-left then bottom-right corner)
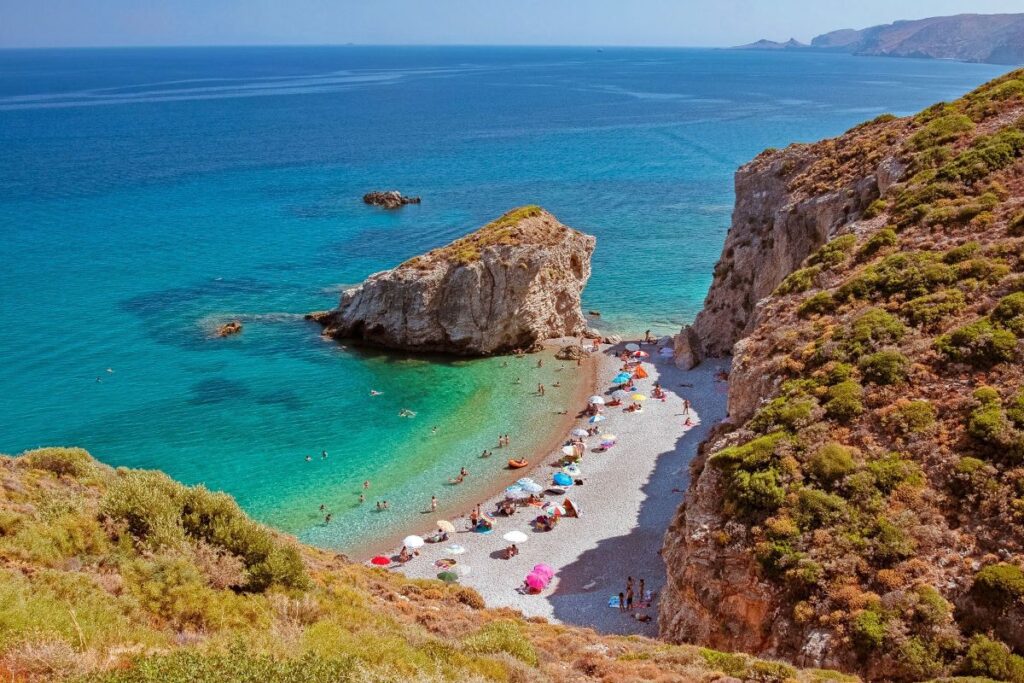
450 466 469 485
617 576 645 613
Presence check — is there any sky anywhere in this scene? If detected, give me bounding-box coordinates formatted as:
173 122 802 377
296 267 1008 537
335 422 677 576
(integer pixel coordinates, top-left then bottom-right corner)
1 0 1022 49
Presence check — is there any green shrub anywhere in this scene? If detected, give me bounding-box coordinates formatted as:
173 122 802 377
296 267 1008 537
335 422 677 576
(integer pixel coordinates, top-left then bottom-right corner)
1010 211 1024 236
910 113 975 150
900 289 965 328
895 636 944 681
807 443 856 485
882 400 936 435
463 619 538 666
944 241 982 264
912 584 951 625
955 256 1010 284
973 563 1024 603
934 318 1018 368
868 453 923 493
835 308 906 359
960 635 1024 683
872 516 916 562
863 199 887 219
699 649 749 678
123 555 214 629
858 350 910 385
101 470 187 549
939 129 1024 183
796 487 848 528
750 396 818 433
967 391 1017 451
799 291 836 317
1006 391 1024 428
776 266 821 295
858 227 898 260
851 607 887 649
811 234 857 268
844 252 956 301
992 292 1024 335
825 380 864 422
732 468 786 513
709 432 787 470
19 448 96 478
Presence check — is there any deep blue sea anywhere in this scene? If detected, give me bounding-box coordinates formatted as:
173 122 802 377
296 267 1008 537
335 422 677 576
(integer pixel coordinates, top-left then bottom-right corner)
0 46 1007 551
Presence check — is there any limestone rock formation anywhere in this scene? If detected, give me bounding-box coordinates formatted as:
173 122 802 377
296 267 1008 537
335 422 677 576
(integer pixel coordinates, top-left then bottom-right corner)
310 206 595 355
362 190 421 209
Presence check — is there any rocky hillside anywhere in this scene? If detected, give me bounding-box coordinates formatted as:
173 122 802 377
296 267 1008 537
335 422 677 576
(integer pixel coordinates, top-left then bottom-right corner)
0 447 851 682
813 14 1024 65
662 69 1024 681
310 206 594 356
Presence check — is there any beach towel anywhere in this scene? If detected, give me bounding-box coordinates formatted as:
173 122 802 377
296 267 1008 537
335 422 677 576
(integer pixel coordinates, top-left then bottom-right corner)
608 595 621 608
435 558 456 568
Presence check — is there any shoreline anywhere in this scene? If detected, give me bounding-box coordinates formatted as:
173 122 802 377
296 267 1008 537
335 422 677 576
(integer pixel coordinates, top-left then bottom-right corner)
384 334 731 637
348 339 599 561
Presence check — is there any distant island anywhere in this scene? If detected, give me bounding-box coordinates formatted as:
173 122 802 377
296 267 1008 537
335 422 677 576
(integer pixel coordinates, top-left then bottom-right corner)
734 12 1024 64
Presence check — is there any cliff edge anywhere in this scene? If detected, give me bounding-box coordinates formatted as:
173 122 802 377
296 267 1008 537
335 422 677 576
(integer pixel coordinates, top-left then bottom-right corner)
310 206 595 355
662 69 1024 681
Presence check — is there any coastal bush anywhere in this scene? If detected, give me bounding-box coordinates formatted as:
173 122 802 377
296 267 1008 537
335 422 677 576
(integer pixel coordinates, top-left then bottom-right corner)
749 396 817 433
858 227 898 260
1010 211 1024 236
811 234 857 268
708 433 787 471
824 380 864 422
954 255 1010 285
923 194 999 227
960 635 1024 683
900 289 965 329
123 554 214 629
851 606 888 650
895 637 945 682
858 350 910 385
944 241 982 264
967 387 1019 455
938 129 1024 184
795 487 848 528
851 252 956 300
19 447 97 479
992 292 1024 335
879 399 937 436
798 291 836 317
871 516 916 563
934 319 1018 368
972 563 1024 603
807 443 856 486
909 113 974 150
463 619 538 666
867 453 923 493
834 308 905 360
731 468 786 513
864 199 887 219
776 266 821 295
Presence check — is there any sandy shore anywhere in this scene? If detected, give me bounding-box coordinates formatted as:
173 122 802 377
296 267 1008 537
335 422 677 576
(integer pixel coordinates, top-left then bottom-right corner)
388 339 730 637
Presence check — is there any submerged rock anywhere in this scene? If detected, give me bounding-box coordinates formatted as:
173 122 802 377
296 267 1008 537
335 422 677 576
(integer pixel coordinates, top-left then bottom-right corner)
362 190 421 209
310 206 595 355
215 321 243 337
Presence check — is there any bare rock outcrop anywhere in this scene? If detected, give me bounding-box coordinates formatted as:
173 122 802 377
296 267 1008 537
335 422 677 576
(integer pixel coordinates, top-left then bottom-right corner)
215 321 243 337
363 191 421 209
310 206 595 355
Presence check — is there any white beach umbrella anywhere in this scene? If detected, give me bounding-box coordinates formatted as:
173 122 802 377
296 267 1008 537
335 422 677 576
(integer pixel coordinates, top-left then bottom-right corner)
503 530 529 543
611 389 631 400
518 479 544 494
588 395 605 405
624 342 640 352
571 428 589 437
506 489 530 500
403 535 425 549
562 445 576 456
589 414 606 423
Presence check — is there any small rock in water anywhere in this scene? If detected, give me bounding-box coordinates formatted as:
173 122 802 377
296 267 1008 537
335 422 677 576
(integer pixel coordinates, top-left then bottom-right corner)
362 190 421 209
215 321 243 337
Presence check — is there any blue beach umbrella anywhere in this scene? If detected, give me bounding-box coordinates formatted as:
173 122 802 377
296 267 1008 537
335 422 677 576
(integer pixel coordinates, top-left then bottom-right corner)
553 472 574 487
612 373 632 384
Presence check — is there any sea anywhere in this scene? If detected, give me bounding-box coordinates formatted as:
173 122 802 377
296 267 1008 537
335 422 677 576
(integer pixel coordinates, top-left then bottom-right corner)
0 46 1007 551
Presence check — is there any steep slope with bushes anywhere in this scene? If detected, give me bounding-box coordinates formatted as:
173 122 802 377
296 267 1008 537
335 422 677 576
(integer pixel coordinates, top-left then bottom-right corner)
0 448 846 682
662 69 1024 681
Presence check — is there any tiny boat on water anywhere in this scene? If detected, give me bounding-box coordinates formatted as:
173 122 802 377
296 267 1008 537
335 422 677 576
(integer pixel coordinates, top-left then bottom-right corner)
507 459 529 469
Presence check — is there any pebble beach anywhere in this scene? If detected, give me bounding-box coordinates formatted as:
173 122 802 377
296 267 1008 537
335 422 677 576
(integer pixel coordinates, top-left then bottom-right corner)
385 339 730 636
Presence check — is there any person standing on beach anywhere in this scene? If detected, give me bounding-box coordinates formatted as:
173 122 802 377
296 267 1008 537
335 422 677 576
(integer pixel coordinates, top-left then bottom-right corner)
618 592 626 612
683 399 690 416
626 576 634 596
639 578 645 603
625 585 634 611
431 495 437 512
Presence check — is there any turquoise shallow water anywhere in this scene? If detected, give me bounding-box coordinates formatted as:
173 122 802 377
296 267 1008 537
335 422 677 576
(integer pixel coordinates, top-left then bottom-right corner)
0 46 1008 550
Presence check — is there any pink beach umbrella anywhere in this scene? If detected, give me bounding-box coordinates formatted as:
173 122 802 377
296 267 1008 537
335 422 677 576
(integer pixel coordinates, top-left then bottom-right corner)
525 572 547 591
532 563 555 579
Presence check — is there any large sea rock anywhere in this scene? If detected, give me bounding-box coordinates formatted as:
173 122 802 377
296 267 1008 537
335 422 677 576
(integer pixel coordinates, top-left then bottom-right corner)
309 206 595 355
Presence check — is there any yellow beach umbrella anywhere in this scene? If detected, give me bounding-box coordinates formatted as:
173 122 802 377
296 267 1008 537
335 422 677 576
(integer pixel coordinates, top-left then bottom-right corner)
437 520 456 533
631 394 647 402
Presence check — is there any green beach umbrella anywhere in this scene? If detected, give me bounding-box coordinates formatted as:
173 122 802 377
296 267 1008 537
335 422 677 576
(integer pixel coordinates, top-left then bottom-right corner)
437 571 458 583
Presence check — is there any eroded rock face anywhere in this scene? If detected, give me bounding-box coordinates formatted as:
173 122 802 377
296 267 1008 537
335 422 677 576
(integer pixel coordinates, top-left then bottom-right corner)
363 191 421 209
685 145 902 361
310 207 594 355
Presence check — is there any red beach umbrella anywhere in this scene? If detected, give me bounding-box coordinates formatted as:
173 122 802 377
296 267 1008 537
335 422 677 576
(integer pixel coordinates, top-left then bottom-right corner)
370 555 391 566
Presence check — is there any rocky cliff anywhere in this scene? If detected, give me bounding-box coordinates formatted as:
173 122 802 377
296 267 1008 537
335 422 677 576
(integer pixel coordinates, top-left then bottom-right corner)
662 70 1024 681
310 206 595 355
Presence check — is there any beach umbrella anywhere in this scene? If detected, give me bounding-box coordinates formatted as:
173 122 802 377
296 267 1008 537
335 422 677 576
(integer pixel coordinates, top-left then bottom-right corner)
517 479 543 494
611 389 631 400
562 463 581 477
506 488 530 500
525 572 546 590
612 373 632 384
370 555 391 566
552 472 574 487
561 445 576 456
437 571 459 583
570 428 589 437
588 414 606 423
588 395 605 405
437 520 456 533
503 530 529 543
403 535 425 549
632 394 647 402
445 544 466 555
533 563 555 578
625 342 640 352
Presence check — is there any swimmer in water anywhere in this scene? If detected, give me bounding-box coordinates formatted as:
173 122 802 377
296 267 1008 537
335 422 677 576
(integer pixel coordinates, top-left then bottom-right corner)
305 455 312 462
370 389 382 396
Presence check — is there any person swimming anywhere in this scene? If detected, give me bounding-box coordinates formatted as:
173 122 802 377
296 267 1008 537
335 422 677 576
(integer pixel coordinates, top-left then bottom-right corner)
399 408 417 417
370 389 383 396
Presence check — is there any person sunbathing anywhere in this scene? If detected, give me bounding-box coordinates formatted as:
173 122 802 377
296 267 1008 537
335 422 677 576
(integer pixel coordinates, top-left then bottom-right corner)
398 546 411 563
